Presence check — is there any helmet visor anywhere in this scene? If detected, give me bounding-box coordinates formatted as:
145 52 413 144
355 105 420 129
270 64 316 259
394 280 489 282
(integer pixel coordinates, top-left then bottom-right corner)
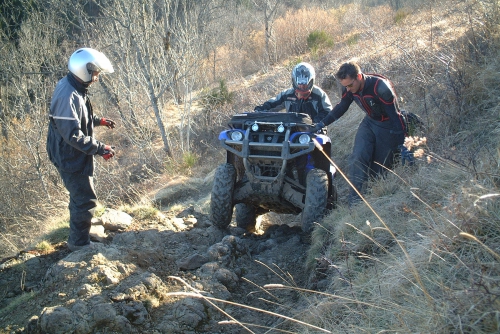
87 63 101 73
296 84 310 92
295 85 311 100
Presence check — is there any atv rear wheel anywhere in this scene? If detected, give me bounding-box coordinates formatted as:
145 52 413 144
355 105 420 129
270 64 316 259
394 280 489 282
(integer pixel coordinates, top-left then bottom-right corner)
210 163 236 229
301 168 329 233
235 203 257 231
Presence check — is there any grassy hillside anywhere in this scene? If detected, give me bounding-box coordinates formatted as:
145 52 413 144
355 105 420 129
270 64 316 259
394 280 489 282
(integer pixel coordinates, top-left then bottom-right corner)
195 1 500 332
291 2 500 333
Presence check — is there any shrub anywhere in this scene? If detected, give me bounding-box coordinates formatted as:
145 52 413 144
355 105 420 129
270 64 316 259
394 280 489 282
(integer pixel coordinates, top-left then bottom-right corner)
203 79 235 108
394 8 410 24
307 30 334 53
346 33 360 46
274 7 343 61
201 79 235 128
182 151 198 169
35 240 54 253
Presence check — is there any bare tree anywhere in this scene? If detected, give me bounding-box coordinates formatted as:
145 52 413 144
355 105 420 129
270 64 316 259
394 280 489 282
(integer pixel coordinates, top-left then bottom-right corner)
252 0 282 68
0 3 74 255
89 1 172 155
83 0 231 156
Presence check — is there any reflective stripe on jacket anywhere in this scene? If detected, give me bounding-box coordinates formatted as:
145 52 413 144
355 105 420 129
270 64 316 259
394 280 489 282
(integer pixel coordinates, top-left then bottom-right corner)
46 74 104 176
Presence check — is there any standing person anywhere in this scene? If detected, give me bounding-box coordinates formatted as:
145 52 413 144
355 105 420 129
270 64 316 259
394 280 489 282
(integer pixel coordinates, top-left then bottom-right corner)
254 62 333 125
46 48 116 251
312 61 406 206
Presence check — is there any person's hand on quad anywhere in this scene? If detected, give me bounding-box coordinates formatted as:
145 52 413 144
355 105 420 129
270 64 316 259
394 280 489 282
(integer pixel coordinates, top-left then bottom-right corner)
311 121 325 133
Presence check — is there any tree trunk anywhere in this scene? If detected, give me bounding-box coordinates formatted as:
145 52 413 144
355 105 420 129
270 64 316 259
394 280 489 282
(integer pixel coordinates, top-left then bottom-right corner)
137 50 172 156
0 86 8 140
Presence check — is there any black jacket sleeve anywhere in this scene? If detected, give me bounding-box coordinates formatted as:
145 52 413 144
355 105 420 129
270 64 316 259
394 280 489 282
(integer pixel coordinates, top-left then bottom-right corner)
254 89 289 112
319 89 353 126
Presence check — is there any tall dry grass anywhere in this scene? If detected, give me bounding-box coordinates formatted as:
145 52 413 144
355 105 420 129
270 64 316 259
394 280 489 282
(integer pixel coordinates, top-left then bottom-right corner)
290 1 500 332
207 6 348 83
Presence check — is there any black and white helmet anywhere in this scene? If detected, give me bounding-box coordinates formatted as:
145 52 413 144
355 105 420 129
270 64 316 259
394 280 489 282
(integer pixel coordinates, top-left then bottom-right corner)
68 48 114 83
291 62 315 91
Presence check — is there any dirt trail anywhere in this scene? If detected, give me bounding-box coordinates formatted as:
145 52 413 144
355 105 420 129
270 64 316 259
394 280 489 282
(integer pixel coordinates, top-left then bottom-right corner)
0 179 321 334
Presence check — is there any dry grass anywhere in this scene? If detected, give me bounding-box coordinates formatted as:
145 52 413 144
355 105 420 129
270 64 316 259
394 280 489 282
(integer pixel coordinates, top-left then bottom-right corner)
305 164 500 331
296 1 500 333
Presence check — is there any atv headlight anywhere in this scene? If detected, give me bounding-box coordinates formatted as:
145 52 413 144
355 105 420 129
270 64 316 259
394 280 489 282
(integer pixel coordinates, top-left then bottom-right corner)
298 134 311 144
277 123 285 133
230 131 243 141
251 122 259 132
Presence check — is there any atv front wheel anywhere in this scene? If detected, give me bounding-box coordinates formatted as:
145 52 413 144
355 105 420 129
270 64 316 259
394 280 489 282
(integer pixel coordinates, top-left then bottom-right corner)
235 203 257 232
210 163 236 228
301 168 329 233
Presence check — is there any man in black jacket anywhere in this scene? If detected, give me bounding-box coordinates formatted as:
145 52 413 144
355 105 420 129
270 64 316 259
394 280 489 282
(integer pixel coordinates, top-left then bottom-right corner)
254 62 333 124
313 61 406 206
46 48 116 251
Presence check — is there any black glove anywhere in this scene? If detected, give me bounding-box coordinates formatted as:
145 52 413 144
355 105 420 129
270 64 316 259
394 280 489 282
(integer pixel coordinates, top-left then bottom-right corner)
311 121 325 133
399 144 414 166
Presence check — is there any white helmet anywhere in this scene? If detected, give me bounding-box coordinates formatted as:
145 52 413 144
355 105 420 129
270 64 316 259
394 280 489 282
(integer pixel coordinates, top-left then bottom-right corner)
291 62 315 91
68 48 114 83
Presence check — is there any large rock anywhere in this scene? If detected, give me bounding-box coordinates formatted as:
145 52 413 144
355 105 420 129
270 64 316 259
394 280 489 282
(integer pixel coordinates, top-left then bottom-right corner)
100 209 133 231
39 306 74 333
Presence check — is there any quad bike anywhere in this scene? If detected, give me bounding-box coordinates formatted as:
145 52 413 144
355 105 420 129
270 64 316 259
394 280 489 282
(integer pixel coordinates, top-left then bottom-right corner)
209 112 337 233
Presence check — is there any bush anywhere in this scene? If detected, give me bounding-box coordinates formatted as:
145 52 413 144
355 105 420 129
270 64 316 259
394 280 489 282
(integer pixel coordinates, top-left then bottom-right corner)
201 79 235 128
307 30 334 53
182 151 198 169
202 79 235 108
346 33 360 46
394 8 410 24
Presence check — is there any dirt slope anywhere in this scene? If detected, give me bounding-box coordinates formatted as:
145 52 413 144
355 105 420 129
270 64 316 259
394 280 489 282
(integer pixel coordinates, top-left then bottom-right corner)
0 179 321 333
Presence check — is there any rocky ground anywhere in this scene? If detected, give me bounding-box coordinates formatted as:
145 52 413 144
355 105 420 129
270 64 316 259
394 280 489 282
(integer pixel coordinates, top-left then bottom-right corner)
0 187 328 333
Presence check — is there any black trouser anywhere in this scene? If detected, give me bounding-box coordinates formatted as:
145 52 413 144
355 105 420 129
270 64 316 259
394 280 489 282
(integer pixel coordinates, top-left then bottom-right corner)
58 170 98 246
348 117 404 205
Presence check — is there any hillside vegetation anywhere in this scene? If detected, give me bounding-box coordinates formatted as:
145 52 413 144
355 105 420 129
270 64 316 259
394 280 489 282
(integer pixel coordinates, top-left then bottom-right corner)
0 0 499 333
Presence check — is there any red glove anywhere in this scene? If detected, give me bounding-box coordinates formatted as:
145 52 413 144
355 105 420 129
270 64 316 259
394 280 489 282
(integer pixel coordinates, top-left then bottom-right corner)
100 118 116 129
101 145 115 161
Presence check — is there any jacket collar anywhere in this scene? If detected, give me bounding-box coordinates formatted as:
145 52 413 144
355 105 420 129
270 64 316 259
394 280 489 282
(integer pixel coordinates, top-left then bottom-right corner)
67 73 88 95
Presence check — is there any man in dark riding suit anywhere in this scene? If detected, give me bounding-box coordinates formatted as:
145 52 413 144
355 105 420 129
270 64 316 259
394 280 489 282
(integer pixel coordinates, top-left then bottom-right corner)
254 62 333 124
312 61 407 206
46 48 116 251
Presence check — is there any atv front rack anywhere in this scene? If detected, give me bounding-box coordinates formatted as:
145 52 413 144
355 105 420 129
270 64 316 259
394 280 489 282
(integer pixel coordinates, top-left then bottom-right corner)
221 115 315 183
